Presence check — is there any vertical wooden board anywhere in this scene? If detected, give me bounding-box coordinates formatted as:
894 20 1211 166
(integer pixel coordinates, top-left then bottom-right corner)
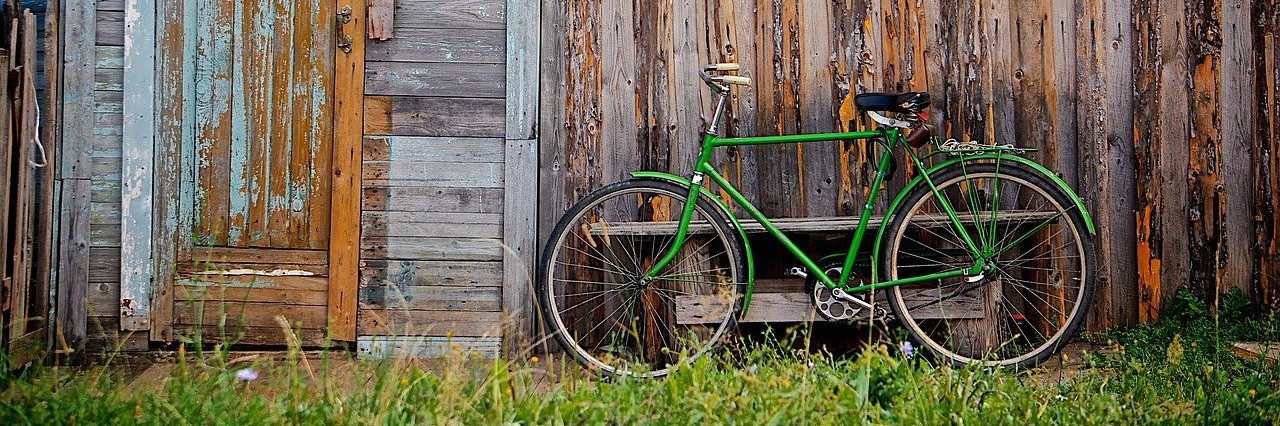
61 0 96 179
506 0 538 140
309 0 336 250
598 0 637 183
1132 0 1159 321
1220 0 1255 296
120 0 157 331
724 0 760 215
0 49 11 314
265 0 296 248
56 180 91 352
193 0 233 246
798 0 837 217
287 0 315 247
330 0 367 341
151 0 197 342
536 0 568 247
503 139 536 355
1256 1 1279 305
669 0 701 178
752 0 803 218
984 0 1015 147
1187 0 1224 305
1045 0 1079 186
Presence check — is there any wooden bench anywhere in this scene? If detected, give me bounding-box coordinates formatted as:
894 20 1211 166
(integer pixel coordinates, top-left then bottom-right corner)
582 211 1055 324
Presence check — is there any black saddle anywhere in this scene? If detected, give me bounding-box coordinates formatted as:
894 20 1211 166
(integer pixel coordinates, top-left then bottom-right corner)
854 92 931 114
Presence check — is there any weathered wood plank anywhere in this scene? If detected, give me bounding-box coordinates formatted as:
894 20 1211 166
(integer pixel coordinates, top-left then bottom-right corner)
96 9 123 46
120 0 158 331
171 325 327 346
174 301 328 329
368 0 394 40
391 0 504 30
192 0 233 246
502 138 536 354
176 284 328 306
56 180 91 351
362 211 502 238
175 274 328 291
1220 0 1256 297
363 96 505 137
358 309 502 337
150 0 194 342
360 236 503 261
357 336 501 359
361 160 503 188
359 285 501 312
362 186 503 213
84 317 150 353
332 0 370 342
62 0 96 180
365 61 503 98
190 247 328 265
362 136 503 162
364 28 503 63
506 0 539 140
361 260 503 287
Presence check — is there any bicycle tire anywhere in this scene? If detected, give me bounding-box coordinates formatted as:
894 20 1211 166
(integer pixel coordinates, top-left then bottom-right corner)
537 179 746 377
882 162 1096 368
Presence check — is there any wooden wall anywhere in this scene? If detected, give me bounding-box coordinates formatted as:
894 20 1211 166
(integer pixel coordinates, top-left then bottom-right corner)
540 0 1280 329
356 0 507 356
71 0 146 352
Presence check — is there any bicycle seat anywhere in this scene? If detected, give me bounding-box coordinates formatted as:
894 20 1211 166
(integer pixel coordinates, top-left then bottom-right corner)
854 92 931 114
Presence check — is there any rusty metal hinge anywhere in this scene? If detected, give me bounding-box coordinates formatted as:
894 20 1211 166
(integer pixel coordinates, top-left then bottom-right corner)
337 5 352 24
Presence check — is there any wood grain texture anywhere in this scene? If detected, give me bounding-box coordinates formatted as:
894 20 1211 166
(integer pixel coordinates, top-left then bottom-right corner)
392 0 503 29
120 0 157 331
368 0 394 40
332 0 367 342
363 96 504 137
357 335 501 359
365 28 503 63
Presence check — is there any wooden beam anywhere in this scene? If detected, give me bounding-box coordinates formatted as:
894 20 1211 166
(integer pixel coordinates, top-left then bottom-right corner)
149 0 193 342
330 0 368 342
120 0 157 331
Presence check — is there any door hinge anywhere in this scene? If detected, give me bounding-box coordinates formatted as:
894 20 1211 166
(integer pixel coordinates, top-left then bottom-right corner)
337 5 352 24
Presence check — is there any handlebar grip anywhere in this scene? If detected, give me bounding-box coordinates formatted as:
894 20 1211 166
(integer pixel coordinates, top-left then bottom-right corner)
720 75 752 86
711 63 740 71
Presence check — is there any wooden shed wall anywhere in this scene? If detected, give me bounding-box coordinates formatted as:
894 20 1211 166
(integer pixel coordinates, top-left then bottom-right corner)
539 0 1280 329
76 0 147 353
356 0 508 356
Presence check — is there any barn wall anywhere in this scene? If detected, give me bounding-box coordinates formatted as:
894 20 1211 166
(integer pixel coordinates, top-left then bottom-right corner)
540 0 1280 329
356 0 508 356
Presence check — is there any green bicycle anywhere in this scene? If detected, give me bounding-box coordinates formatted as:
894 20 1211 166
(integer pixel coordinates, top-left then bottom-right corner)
538 63 1096 377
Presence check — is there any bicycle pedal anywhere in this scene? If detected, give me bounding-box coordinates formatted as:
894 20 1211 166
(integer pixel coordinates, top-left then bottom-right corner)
784 267 808 279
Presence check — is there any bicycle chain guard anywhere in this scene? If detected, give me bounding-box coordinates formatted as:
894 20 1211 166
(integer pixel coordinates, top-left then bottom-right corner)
806 265 866 321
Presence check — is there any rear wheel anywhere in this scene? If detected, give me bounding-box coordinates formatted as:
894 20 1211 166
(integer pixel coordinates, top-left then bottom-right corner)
882 162 1095 368
538 179 746 377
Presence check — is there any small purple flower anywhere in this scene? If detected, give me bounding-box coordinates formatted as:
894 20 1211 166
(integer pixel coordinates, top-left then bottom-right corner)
899 341 915 358
235 368 259 382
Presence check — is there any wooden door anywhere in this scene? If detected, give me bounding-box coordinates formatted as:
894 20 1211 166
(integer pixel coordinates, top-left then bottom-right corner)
175 0 360 344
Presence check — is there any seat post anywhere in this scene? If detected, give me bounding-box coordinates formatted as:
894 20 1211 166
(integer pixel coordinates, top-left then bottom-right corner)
706 90 730 137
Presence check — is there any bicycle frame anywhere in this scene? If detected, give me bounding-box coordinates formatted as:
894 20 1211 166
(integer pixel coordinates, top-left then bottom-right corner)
644 126 987 296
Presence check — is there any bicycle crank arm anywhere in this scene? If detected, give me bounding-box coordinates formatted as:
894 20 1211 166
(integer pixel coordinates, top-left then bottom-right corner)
830 287 875 311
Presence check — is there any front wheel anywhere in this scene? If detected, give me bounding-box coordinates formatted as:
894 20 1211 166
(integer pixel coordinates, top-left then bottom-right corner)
882 162 1095 368
538 179 746 377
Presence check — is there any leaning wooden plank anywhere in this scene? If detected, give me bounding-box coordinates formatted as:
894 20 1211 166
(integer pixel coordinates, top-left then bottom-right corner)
11 21 41 337
37 0 63 340
0 50 10 312
357 335 501 360
331 0 368 342
119 0 157 331
357 309 502 337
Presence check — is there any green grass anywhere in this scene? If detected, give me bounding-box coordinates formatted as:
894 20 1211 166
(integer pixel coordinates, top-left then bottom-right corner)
4 291 1280 425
